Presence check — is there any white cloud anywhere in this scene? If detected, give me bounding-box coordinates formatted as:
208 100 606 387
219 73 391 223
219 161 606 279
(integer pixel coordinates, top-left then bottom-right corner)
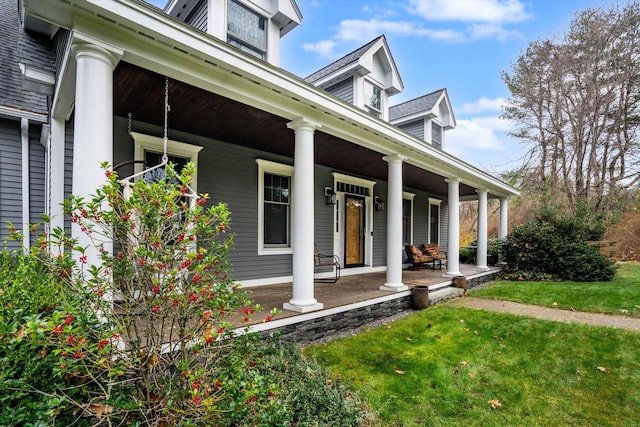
336 19 465 43
445 115 514 161
457 97 506 115
408 0 531 23
301 40 339 58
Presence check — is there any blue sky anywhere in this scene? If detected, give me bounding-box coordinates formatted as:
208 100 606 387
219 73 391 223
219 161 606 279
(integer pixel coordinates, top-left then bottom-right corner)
146 0 625 173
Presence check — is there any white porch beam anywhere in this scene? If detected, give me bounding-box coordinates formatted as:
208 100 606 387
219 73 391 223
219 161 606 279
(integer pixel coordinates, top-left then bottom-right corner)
445 177 462 276
71 38 122 264
283 117 324 313
380 154 408 292
475 189 489 271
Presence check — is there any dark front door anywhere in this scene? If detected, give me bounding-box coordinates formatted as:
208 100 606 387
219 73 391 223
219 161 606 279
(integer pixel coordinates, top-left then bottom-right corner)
344 195 365 267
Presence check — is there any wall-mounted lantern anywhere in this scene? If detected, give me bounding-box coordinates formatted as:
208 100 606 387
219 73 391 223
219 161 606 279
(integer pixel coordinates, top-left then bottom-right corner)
374 196 385 211
324 187 336 205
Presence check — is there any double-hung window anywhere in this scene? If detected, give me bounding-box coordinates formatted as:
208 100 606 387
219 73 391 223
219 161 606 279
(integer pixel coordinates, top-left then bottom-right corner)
227 0 267 60
364 80 382 118
257 159 293 255
431 122 443 149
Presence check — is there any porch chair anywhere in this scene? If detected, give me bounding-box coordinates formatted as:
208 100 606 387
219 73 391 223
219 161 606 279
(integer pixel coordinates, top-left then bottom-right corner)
314 243 341 283
421 243 446 270
404 245 437 271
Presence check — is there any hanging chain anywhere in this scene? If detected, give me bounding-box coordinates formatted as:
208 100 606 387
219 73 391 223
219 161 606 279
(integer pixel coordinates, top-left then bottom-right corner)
162 76 169 164
127 112 132 135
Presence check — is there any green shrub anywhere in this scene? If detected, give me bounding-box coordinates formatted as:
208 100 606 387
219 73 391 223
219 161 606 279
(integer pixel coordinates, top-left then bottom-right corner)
0 250 97 426
501 205 617 281
259 338 366 426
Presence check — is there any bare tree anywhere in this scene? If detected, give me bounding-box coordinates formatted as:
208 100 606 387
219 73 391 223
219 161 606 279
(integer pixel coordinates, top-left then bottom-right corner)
502 2 640 214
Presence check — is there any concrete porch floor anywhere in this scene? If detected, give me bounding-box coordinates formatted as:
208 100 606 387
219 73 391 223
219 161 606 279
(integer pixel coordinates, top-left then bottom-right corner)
240 263 500 326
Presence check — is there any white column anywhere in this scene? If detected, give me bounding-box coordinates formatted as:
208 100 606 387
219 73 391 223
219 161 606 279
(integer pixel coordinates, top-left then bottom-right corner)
475 189 489 270
498 197 509 265
499 197 508 240
445 178 462 276
49 117 66 255
21 118 30 252
71 41 121 264
283 117 324 313
380 154 408 292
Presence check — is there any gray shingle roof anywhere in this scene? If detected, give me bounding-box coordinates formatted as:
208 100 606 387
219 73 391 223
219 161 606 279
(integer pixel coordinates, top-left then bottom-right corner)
304 36 384 84
0 0 55 116
389 88 445 122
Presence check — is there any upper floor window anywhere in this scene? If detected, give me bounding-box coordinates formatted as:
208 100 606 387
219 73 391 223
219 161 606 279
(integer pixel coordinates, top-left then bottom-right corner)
432 122 443 149
227 0 266 60
364 81 382 118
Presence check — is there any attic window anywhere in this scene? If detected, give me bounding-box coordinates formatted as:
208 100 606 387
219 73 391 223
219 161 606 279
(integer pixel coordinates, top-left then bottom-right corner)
364 81 382 118
227 0 266 60
432 122 442 149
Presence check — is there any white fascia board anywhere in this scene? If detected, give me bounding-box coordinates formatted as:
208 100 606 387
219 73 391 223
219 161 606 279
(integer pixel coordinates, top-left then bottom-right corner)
23 0 518 198
312 62 367 89
0 105 48 122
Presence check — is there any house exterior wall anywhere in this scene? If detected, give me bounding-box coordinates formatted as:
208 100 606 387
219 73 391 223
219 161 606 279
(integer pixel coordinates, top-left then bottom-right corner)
64 116 74 236
398 119 425 140
372 180 388 267
0 118 47 249
28 124 45 230
0 118 23 249
111 117 453 282
326 77 354 105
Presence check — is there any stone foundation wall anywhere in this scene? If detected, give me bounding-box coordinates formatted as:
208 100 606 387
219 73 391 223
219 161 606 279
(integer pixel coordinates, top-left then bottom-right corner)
265 296 413 343
260 271 501 343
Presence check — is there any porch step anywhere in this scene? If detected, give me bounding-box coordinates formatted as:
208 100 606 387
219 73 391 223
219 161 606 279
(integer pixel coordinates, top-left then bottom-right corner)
429 286 464 305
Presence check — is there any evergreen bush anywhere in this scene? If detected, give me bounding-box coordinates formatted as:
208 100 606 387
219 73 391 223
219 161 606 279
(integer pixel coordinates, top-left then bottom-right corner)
501 205 617 281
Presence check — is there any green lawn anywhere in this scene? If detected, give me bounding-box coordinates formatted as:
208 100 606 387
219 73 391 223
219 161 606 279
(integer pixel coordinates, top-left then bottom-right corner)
304 306 640 426
471 262 640 317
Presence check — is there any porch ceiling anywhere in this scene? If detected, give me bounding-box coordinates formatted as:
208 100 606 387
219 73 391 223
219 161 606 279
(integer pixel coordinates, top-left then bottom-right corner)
113 62 477 198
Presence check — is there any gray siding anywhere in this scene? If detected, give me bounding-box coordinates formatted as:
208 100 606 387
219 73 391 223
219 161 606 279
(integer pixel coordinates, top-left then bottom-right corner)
440 203 449 254
64 116 74 236
398 120 424 140
28 124 46 230
114 117 295 281
372 181 387 267
314 165 337 273
185 0 207 32
326 77 353 105
0 119 46 249
0 118 22 249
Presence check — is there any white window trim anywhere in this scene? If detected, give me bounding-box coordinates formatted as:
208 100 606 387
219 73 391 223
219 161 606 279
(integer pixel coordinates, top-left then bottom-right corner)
363 78 383 116
428 197 442 244
403 191 415 245
131 132 203 193
256 159 294 255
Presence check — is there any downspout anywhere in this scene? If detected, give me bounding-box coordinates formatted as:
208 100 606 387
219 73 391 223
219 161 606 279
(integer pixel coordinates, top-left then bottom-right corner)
21 117 30 252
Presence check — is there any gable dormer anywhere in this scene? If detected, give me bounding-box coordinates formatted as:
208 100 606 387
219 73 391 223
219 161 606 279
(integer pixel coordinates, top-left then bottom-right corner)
305 35 403 121
389 89 456 150
165 0 301 66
